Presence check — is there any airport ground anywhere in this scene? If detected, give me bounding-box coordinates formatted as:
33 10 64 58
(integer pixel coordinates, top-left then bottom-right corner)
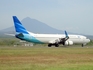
0 37 93 70
0 45 93 70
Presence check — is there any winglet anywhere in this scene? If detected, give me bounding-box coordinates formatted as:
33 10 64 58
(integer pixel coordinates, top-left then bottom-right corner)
13 16 29 34
65 31 69 38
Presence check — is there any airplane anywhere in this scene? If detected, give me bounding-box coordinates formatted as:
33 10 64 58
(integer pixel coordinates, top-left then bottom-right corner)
12 16 90 47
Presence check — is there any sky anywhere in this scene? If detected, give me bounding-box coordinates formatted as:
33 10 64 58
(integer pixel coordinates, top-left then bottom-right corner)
0 0 93 35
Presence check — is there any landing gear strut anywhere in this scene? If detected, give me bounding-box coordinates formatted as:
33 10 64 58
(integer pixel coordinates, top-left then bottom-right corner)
82 44 84 47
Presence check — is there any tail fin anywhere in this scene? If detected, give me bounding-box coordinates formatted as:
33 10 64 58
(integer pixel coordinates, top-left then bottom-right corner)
13 16 28 34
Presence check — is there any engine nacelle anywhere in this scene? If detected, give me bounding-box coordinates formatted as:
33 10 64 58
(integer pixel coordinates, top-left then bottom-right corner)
65 41 73 45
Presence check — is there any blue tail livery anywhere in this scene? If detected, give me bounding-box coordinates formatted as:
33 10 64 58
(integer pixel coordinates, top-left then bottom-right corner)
13 16 28 34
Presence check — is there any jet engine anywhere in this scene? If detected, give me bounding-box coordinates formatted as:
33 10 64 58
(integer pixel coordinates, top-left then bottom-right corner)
65 41 73 45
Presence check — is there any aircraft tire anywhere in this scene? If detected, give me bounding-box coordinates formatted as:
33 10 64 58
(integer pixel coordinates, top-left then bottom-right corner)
48 44 52 47
82 44 84 47
55 44 59 47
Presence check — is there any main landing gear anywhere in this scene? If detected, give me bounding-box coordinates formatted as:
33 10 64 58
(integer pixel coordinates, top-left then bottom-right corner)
81 43 87 47
48 43 59 47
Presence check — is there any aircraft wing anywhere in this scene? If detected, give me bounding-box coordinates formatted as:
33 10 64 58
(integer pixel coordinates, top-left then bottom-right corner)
49 31 69 45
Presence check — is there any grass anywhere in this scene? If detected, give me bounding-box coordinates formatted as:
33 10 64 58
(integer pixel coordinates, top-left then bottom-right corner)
0 46 93 70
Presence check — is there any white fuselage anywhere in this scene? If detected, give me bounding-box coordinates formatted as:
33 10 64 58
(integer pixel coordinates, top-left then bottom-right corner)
29 32 90 44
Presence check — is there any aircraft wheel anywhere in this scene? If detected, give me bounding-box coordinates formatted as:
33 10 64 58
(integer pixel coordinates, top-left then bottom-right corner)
82 44 84 47
55 44 59 47
48 44 52 47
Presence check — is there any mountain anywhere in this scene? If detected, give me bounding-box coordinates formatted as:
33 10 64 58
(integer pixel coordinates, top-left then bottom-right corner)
20 17 65 34
0 17 93 39
0 17 66 34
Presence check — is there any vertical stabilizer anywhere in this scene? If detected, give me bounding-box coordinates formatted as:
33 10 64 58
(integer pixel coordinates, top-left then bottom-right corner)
13 16 28 34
